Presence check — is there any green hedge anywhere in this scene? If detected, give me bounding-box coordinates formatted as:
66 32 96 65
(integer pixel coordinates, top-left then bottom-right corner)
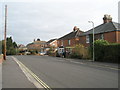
103 44 120 63
93 40 120 63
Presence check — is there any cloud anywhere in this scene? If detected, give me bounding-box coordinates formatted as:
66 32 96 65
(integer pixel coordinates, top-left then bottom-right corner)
0 0 119 45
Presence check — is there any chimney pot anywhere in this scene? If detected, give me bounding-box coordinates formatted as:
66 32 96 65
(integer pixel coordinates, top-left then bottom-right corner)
103 14 112 23
73 26 79 32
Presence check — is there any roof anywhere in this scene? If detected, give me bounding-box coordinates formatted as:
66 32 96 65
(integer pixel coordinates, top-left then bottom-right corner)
33 41 46 44
47 39 57 44
58 30 83 40
80 22 120 36
26 41 46 47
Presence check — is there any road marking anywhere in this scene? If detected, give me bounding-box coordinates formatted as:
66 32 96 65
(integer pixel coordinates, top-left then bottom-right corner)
88 64 119 71
67 59 119 71
11 56 52 90
70 61 84 64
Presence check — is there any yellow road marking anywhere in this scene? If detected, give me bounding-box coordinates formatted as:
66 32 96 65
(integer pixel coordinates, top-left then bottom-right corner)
12 56 52 90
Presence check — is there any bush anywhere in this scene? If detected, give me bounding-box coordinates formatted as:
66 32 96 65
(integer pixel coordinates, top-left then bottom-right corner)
47 46 56 56
90 40 109 61
103 44 120 63
70 44 90 59
91 39 120 63
29 50 37 55
94 39 109 45
70 52 82 59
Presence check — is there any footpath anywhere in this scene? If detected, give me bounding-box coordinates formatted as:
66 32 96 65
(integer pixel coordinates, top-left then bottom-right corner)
2 56 37 89
0 62 2 90
0 55 3 90
0 55 3 64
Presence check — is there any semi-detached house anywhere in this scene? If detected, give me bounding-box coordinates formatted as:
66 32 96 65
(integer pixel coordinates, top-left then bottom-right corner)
79 14 120 47
57 26 83 53
57 14 120 52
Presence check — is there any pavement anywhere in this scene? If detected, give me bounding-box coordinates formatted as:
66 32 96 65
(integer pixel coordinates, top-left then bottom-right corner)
0 63 2 90
2 56 36 89
0 55 3 64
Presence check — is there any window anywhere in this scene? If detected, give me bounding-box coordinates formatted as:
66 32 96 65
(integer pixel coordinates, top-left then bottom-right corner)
61 40 63 46
86 35 89 43
68 40 71 45
101 34 104 39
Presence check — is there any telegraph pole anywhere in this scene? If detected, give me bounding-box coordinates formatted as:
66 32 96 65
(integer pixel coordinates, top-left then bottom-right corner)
3 5 7 60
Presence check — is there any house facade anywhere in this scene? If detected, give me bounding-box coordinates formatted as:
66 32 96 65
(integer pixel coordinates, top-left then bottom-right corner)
78 14 120 47
57 14 120 50
26 38 46 53
18 44 27 52
58 26 83 47
57 26 83 53
46 39 58 48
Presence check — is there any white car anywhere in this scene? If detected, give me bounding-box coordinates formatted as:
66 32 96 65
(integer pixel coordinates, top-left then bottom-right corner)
39 52 46 56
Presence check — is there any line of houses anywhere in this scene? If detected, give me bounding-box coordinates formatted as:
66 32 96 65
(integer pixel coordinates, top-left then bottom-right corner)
18 14 120 55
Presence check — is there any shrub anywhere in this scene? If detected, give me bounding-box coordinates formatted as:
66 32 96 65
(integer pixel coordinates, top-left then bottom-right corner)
90 39 120 63
48 46 56 56
70 52 82 59
94 39 109 45
70 44 90 59
90 39 109 61
103 44 120 63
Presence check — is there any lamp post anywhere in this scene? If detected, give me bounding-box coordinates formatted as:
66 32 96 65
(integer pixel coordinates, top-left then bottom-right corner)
88 21 95 62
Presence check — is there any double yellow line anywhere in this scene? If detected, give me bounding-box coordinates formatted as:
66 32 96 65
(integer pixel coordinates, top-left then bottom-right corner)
12 56 52 90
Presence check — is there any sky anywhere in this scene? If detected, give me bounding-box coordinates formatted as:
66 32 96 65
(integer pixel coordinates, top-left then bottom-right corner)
0 0 119 45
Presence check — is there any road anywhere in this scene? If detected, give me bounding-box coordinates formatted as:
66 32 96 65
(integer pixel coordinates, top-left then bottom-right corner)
3 56 118 88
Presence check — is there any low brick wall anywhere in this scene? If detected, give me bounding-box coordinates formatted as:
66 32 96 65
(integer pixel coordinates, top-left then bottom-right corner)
0 54 3 63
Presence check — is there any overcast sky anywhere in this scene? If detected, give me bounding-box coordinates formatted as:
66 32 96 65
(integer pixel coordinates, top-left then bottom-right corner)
0 0 119 45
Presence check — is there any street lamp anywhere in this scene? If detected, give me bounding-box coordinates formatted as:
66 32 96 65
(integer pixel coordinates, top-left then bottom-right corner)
88 21 95 62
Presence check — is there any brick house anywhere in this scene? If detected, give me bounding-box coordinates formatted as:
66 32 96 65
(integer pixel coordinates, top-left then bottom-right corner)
57 26 83 53
46 39 58 48
78 14 120 47
26 38 46 53
44 39 57 53
18 44 27 52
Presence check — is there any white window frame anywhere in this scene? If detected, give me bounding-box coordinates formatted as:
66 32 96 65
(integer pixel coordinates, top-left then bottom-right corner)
101 34 104 40
68 40 71 45
61 40 63 46
86 35 90 43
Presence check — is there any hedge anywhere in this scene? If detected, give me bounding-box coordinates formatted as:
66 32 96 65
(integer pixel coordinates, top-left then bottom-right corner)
93 40 120 63
103 44 120 63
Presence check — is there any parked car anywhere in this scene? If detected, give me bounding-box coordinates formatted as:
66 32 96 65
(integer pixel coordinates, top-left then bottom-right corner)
39 52 46 56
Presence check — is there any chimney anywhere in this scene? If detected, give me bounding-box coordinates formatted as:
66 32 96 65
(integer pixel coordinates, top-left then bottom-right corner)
103 14 112 23
37 38 40 41
73 26 79 32
34 39 35 42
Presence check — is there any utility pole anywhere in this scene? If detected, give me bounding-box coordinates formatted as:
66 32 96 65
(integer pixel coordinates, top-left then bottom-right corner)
3 5 7 60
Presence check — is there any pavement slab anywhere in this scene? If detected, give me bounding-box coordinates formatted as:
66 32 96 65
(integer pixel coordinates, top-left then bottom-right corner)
2 56 36 88
0 63 2 90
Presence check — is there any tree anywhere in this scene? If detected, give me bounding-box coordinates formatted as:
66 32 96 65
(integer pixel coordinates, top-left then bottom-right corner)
2 37 18 55
13 42 17 48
